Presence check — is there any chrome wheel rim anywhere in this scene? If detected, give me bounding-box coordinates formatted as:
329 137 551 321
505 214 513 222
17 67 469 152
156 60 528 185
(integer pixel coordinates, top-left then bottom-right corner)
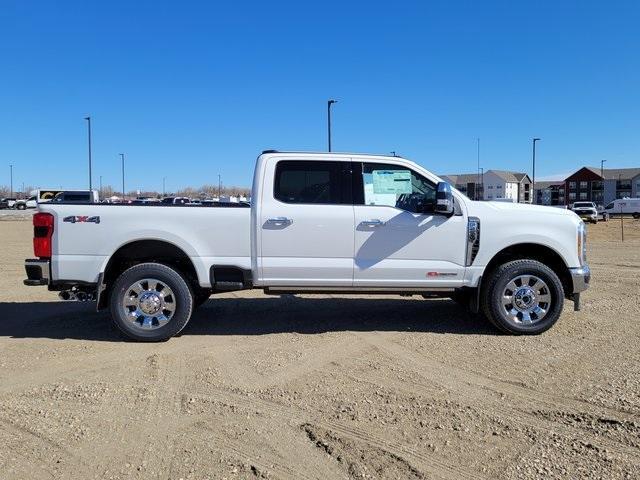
501 275 551 325
122 278 175 330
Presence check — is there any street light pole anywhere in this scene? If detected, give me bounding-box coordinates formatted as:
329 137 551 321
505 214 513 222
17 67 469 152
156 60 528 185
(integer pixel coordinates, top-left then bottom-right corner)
476 138 480 200
9 164 13 198
120 153 125 199
327 100 337 152
600 159 607 205
532 138 540 203
84 117 93 192
218 174 222 198
479 167 484 200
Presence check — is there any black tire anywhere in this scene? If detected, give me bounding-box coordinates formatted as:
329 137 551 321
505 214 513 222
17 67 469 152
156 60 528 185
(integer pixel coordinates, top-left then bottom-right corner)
194 288 212 308
109 263 194 342
633 212 639 219
16 203 26 210
481 259 564 335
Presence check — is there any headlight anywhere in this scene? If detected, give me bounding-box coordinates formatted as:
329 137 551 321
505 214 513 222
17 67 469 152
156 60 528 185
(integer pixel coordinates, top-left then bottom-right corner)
577 222 587 265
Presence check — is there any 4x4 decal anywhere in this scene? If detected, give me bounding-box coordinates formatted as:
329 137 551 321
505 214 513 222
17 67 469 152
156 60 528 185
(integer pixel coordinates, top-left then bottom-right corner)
63 215 101 224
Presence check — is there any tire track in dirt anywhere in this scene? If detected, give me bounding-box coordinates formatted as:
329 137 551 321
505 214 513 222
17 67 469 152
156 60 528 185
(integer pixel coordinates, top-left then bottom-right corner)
358 333 640 460
175 386 486 480
234 333 368 390
195 420 326 480
77 351 189 477
0 416 87 478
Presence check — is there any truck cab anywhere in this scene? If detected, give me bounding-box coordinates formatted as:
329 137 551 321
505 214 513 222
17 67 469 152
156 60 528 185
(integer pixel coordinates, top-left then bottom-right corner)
23 151 590 341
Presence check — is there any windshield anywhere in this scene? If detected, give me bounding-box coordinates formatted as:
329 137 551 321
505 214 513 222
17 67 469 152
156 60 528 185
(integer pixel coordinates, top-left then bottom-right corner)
574 202 594 208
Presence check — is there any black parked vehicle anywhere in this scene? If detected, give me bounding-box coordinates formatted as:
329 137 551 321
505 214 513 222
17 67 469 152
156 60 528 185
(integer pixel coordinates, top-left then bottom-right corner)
0 198 16 209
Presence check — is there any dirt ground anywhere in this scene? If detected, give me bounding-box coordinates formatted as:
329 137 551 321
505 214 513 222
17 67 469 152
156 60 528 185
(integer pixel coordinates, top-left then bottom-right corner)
0 218 638 479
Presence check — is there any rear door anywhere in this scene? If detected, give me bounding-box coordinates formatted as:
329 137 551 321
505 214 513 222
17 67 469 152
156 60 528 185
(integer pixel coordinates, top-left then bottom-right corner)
352 161 467 287
258 158 355 286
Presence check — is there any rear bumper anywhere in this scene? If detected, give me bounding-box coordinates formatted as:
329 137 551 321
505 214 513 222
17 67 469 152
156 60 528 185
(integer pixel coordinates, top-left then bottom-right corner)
569 265 590 293
24 259 50 286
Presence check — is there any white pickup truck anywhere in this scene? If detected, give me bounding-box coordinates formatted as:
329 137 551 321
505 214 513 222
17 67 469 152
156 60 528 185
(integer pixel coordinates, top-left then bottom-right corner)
24 151 590 341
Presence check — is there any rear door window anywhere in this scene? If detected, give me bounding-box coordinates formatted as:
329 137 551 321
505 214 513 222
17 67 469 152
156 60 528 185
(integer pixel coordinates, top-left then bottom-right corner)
274 160 351 204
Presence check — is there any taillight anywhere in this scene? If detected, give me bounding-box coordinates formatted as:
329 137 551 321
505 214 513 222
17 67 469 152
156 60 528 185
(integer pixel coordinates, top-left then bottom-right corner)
33 213 54 258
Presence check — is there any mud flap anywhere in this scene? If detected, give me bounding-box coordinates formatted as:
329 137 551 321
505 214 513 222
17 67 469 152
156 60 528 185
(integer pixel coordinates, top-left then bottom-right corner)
95 272 107 311
572 293 581 312
469 275 482 314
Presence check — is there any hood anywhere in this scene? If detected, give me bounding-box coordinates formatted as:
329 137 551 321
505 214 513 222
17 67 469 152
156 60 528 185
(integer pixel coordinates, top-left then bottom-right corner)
468 200 575 217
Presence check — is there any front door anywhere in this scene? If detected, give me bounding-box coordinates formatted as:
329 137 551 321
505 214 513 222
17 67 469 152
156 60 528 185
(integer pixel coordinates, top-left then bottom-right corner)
258 159 355 286
353 162 467 287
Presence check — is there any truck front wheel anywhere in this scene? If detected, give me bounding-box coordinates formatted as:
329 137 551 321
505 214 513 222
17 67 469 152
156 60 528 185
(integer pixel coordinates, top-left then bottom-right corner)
481 259 564 335
109 263 194 341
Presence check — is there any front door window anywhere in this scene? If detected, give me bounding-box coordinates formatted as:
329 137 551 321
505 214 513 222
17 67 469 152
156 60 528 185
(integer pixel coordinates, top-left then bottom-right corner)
361 163 436 214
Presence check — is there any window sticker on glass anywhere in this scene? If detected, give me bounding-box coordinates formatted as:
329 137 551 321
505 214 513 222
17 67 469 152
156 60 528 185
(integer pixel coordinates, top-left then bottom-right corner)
372 170 412 195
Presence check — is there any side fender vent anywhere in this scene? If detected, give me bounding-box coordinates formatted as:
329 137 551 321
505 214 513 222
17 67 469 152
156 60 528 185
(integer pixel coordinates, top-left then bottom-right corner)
466 217 480 266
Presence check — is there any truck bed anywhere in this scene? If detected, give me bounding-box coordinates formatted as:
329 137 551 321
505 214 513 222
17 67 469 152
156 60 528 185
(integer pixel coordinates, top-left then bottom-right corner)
38 203 251 286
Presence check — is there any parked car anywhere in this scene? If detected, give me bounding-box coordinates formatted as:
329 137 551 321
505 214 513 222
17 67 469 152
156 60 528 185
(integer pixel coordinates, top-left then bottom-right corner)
570 202 598 224
604 198 640 218
23 151 590 341
14 196 37 210
0 197 16 209
201 200 250 208
161 197 191 205
130 197 161 205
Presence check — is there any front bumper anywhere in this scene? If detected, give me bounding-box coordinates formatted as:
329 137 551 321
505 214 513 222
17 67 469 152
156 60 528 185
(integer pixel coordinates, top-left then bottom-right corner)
569 265 590 293
24 259 50 286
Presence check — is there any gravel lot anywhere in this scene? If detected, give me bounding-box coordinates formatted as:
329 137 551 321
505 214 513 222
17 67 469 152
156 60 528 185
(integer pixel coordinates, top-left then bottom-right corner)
0 219 638 479
0 209 34 221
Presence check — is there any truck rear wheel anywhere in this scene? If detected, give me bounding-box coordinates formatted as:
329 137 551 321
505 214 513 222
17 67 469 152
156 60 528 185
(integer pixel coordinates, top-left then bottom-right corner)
109 263 194 341
481 259 564 335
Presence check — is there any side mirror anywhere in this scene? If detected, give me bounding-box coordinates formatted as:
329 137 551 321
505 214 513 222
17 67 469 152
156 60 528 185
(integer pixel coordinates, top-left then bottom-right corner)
435 182 454 216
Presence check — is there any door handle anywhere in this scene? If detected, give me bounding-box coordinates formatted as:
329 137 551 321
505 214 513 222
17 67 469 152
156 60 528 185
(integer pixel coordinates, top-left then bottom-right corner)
360 219 385 227
266 217 293 226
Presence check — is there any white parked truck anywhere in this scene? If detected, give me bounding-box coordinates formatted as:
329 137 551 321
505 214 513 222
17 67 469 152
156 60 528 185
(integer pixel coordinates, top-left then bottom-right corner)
570 202 599 224
24 151 590 341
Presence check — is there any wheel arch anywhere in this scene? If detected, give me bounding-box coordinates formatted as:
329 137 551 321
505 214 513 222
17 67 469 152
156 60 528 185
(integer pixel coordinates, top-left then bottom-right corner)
482 243 572 297
97 239 199 310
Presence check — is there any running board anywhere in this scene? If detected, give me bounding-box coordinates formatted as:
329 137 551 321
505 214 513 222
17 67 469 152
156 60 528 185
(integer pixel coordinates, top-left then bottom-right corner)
263 286 455 295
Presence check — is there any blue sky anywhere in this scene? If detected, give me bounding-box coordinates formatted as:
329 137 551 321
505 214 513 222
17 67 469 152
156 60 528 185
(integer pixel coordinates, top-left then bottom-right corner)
1 0 639 192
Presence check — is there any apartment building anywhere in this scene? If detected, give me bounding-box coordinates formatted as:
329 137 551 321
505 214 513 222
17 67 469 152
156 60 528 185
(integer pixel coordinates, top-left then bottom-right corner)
564 167 640 206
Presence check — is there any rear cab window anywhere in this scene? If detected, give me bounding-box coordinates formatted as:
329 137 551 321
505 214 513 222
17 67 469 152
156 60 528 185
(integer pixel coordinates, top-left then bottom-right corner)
274 160 351 204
